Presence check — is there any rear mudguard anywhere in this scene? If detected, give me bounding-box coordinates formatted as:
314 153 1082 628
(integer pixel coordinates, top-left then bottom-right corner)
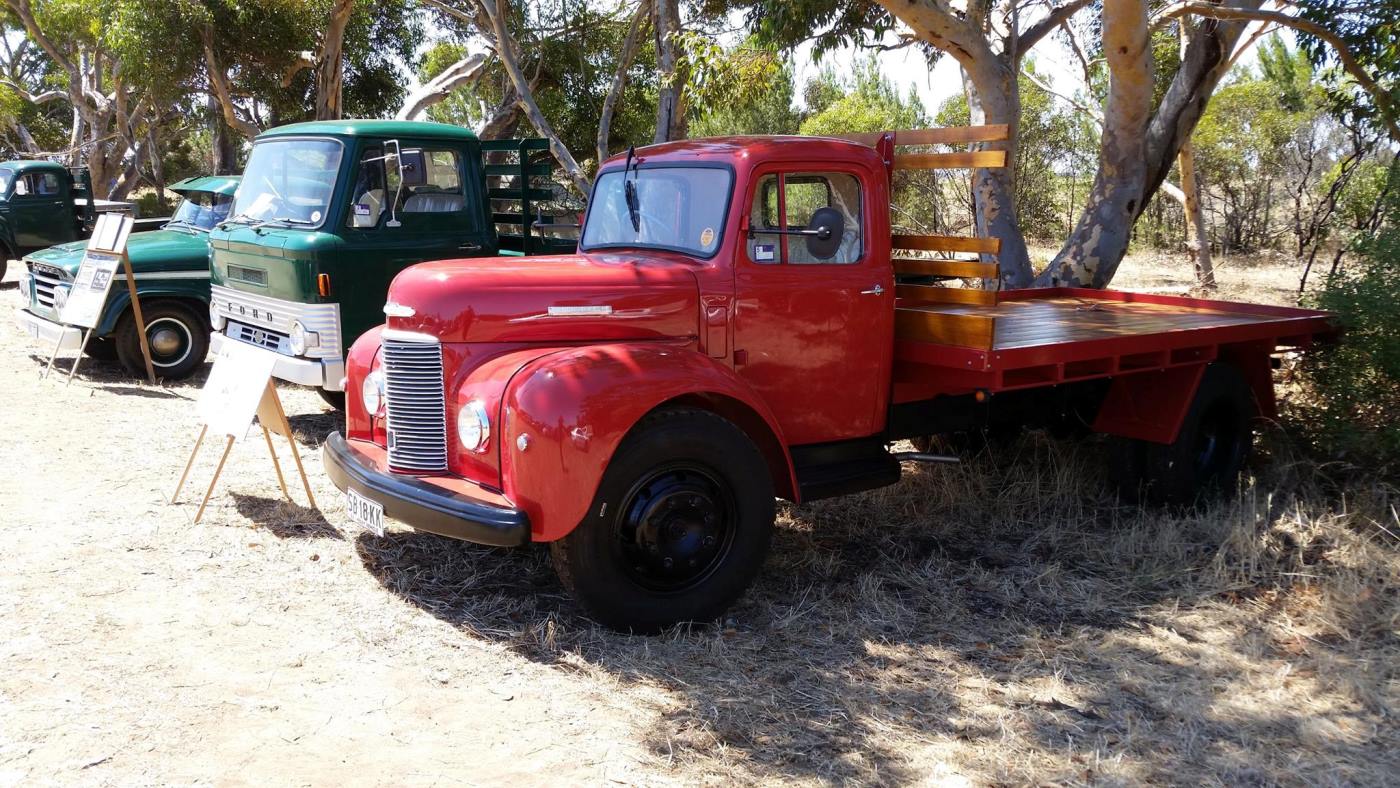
498 342 796 542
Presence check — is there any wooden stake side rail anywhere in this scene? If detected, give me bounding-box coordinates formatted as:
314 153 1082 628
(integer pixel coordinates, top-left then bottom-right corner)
897 284 998 307
837 124 1011 147
893 234 1001 255
894 258 1000 279
892 151 1007 170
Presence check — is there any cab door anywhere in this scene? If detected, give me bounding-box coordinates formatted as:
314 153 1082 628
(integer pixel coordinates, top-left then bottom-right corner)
732 167 894 445
336 139 488 343
11 171 72 252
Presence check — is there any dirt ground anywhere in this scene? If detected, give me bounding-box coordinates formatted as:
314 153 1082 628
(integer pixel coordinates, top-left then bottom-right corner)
1 254 1396 786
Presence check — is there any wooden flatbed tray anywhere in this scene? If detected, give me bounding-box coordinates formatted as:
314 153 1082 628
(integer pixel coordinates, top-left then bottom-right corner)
893 288 1336 397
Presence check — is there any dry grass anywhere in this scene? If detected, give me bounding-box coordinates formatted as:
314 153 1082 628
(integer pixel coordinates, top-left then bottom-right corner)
1 255 1397 785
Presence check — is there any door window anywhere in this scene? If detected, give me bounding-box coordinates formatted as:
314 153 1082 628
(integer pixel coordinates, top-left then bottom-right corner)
748 171 863 265
346 146 391 228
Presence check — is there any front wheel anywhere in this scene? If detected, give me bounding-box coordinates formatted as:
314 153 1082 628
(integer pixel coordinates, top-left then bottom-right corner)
115 302 210 380
550 408 776 634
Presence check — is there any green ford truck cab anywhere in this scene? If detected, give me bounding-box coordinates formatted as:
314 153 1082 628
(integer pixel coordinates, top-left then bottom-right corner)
208 119 575 406
13 176 239 379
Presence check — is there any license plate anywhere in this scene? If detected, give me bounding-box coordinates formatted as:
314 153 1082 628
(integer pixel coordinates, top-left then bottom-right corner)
344 489 385 537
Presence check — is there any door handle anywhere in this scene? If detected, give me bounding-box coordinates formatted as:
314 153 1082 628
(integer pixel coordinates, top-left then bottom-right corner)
860 284 885 296
458 242 483 252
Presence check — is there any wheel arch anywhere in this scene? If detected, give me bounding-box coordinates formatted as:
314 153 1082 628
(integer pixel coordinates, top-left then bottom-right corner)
498 342 795 542
101 289 210 337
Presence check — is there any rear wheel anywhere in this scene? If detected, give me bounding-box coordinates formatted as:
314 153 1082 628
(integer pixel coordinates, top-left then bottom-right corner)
1109 363 1257 506
550 408 776 633
115 302 209 380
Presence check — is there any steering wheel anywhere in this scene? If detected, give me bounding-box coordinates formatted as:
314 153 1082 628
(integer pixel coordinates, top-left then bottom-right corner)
635 206 678 242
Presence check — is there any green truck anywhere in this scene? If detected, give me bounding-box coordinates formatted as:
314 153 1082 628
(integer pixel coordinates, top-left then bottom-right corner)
13 175 239 379
208 119 575 406
0 160 159 282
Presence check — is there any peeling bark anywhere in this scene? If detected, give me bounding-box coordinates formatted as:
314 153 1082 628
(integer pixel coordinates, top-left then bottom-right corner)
1039 0 1152 287
598 0 649 165
652 0 684 143
397 51 489 121
315 0 355 120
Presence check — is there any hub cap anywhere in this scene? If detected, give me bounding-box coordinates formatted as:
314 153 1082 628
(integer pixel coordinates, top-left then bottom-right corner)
615 464 735 593
145 317 192 368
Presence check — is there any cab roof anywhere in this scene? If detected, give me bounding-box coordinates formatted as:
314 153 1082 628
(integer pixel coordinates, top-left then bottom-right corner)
0 160 67 174
258 119 478 141
169 174 240 197
599 135 883 171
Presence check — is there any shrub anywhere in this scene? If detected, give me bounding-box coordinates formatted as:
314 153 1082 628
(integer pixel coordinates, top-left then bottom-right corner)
1294 182 1400 467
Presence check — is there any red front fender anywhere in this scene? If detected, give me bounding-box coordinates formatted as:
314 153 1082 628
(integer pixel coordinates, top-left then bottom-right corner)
499 342 795 542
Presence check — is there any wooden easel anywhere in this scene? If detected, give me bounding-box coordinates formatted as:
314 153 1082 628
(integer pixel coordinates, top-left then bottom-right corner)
42 214 155 386
171 379 316 523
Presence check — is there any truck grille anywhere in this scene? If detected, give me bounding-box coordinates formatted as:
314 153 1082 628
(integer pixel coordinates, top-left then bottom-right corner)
383 334 449 473
27 263 68 310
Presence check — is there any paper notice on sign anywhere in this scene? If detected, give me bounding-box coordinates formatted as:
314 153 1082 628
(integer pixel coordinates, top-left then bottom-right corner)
59 251 121 329
87 212 133 254
198 340 279 440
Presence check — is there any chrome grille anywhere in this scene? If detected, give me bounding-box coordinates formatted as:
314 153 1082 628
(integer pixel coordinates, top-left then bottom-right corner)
210 284 342 360
228 320 287 353
383 335 448 473
27 263 68 310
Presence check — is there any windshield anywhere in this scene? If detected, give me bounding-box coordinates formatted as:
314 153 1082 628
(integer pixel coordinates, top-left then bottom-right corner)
168 191 234 231
0 171 12 197
581 167 731 257
230 138 343 227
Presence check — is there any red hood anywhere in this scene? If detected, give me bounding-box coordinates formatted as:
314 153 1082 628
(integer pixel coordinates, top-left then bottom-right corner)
383 253 701 343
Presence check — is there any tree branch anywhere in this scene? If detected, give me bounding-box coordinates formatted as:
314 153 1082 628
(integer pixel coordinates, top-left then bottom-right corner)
1020 0 1095 52
1152 3 1400 138
397 51 489 120
598 0 650 164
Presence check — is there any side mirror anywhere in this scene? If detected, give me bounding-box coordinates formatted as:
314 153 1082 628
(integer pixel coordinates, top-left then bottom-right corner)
399 149 427 188
806 207 844 260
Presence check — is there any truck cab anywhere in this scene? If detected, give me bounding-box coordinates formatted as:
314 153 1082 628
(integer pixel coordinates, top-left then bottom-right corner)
207 120 574 406
324 133 1335 633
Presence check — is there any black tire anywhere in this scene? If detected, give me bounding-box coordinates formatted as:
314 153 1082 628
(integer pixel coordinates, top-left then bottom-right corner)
1110 363 1257 507
114 301 209 380
318 389 346 410
550 407 776 634
82 335 120 361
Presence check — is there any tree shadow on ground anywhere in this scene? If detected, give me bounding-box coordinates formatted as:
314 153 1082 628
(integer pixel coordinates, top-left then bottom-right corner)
354 432 1394 784
233 492 342 540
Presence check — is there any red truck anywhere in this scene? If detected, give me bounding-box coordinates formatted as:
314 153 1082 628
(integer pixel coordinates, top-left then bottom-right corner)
324 128 1335 633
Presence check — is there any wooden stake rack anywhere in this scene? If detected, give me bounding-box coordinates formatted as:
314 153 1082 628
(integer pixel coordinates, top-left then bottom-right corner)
840 124 1010 351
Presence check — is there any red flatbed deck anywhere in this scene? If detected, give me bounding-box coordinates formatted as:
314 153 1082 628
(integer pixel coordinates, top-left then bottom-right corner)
892 287 1335 402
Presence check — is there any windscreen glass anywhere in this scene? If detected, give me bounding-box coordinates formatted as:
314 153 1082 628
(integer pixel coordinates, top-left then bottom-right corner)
231 138 343 227
582 167 731 257
169 191 235 231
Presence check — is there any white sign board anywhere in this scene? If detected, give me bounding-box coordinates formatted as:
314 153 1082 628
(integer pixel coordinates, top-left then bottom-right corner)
197 340 279 439
88 212 133 253
59 251 121 329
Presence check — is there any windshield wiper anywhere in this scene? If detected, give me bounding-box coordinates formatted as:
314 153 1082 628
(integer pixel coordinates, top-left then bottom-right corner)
623 146 640 233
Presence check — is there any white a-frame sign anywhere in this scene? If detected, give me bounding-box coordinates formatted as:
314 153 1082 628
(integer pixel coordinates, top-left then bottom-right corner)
42 212 157 385
171 340 317 523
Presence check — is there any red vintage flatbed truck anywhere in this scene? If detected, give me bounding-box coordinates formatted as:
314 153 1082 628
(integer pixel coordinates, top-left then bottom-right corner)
323 127 1335 632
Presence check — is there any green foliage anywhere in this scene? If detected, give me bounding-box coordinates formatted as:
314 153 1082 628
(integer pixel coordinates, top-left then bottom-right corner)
1294 0 1400 136
798 57 926 136
1296 164 1400 465
689 56 801 137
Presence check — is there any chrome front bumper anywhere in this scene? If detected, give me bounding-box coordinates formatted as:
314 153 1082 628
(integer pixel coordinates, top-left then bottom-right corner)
13 308 82 350
210 332 346 391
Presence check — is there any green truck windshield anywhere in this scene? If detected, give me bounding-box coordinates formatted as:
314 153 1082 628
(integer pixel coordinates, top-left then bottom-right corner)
169 191 234 231
232 138 343 227
0 171 12 196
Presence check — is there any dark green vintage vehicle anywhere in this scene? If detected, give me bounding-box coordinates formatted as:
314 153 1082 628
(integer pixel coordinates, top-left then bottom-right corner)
207 119 575 406
0 160 156 282
13 175 239 379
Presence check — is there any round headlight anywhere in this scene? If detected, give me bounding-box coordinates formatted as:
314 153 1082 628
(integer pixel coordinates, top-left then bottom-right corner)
361 370 386 418
288 320 307 355
457 399 491 453
209 300 226 331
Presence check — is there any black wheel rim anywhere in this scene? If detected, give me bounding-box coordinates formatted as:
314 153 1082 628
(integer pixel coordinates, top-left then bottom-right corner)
614 463 737 593
1192 401 1239 480
145 317 193 368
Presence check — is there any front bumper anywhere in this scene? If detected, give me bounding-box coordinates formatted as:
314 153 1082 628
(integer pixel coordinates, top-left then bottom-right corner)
211 332 345 391
13 308 83 350
323 431 531 547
